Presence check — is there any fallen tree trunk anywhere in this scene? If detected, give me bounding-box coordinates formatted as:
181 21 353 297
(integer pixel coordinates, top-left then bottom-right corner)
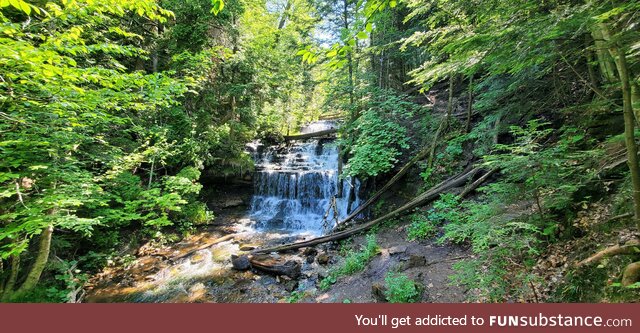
284 128 337 141
253 166 484 254
575 240 640 267
459 168 497 197
337 146 431 226
248 255 301 279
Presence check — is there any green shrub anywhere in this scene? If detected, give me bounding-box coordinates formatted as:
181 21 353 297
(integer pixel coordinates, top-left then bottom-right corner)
384 272 421 303
340 89 414 178
406 213 438 241
319 234 379 290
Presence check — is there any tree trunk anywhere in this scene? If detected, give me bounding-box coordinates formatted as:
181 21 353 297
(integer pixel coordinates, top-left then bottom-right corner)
15 224 53 295
632 81 640 125
277 0 292 30
600 22 640 229
343 0 354 110
427 117 447 169
0 254 20 301
465 74 474 133
584 34 604 98
447 75 455 125
591 27 617 84
493 115 501 145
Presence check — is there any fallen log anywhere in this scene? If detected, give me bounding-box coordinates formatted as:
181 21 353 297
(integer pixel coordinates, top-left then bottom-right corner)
575 239 640 267
459 168 497 197
169 234 237 262
248 254 301 279
284 128 337 141
607 212 634 222
253 166 484 254
337 146 431 226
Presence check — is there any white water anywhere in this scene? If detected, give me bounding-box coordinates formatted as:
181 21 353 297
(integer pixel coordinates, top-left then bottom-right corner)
248 121 361 236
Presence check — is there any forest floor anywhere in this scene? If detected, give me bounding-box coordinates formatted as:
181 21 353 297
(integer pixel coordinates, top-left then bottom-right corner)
84 183 470 303
84 181 640 303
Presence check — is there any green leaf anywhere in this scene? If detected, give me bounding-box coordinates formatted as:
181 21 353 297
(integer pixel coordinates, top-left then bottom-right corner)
357 31 368 40
210 0 224 15
389 0 397 8
365 22 373 33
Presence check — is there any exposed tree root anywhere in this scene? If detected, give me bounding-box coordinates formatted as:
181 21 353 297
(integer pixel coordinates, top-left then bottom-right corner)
253 166 490 254
575 240 640 267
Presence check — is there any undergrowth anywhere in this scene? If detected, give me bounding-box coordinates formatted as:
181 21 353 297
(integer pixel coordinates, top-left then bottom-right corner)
384 272 422 303
319 234 379 291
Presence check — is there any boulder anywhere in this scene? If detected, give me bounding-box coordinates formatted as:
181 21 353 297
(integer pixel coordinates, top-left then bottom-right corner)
316 252 330 265
231 255 251 271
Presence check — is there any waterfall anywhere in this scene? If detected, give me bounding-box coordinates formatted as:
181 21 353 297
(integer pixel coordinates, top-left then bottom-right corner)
247 121 361 235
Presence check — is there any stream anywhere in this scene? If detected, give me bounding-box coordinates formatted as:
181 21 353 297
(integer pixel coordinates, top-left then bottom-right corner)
86 120 364 302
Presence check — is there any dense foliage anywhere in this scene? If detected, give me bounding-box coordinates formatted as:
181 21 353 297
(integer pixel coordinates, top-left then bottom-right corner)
2 0 640 302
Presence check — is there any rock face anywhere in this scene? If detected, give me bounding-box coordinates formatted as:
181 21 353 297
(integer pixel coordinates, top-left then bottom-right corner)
231 255 251 271
402 254 427 270
223 198 245 208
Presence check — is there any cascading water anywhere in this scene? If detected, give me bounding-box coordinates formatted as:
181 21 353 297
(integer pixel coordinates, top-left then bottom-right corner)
247 121 361 236
88 121 363 303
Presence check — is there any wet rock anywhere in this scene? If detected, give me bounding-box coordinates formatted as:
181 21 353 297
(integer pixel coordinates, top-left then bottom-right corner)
402 254 427 270
212 247 233 262
223 198 244 208
283 279 299 292
316 252 330 265
388 245 407 255
231 255 251 271
303 247 318 263
371 283 388 303
302 247 318 256
190 253 206 264
239 244 258 251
